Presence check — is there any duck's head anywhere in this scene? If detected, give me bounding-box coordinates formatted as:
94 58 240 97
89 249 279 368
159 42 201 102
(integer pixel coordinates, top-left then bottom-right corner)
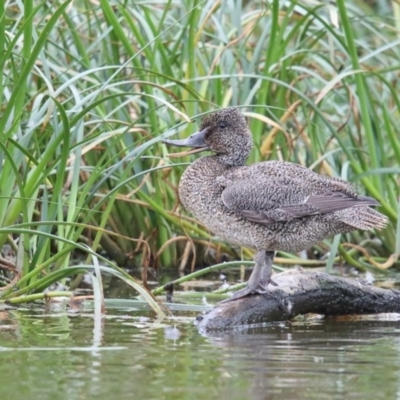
163 108 253 166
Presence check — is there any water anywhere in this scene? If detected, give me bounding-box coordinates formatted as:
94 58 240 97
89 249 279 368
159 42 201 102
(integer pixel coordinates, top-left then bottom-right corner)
0 302 399 400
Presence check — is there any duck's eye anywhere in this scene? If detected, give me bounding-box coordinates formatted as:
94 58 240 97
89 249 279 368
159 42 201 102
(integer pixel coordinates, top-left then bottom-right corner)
218 121 228 129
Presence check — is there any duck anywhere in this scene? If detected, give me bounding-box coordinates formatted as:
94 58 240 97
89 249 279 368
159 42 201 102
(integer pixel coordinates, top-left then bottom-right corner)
163 108 388 302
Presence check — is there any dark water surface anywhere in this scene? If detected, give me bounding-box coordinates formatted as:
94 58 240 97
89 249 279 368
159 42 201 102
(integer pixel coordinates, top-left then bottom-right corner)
0 302 399 400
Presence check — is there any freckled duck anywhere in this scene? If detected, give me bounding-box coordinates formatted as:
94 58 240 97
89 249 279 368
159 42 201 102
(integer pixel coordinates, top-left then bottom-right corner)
163 108 388 302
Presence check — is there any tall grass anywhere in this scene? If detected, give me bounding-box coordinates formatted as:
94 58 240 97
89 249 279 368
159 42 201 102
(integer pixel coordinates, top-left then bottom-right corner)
0 0 399 304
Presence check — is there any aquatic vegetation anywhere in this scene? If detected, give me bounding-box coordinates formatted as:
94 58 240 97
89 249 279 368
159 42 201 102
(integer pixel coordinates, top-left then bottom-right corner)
0 0 399 304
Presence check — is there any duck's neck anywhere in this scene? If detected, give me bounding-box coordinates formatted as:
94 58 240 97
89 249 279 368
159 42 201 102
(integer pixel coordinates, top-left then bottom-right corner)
216 152 249 168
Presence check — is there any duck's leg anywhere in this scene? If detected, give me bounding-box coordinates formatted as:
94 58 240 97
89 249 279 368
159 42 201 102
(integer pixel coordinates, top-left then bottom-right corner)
258 250 276 289
220 250 275 303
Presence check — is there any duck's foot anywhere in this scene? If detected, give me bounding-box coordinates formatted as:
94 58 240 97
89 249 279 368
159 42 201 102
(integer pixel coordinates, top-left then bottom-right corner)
269 278 278 287
218 250 276 304
219 285 270 304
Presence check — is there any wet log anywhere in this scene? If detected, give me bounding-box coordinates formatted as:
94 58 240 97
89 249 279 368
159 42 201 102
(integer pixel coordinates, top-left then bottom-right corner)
196 268 400 332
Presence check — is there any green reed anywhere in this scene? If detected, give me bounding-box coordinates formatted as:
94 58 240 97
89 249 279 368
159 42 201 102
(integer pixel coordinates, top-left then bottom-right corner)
0 0 398 305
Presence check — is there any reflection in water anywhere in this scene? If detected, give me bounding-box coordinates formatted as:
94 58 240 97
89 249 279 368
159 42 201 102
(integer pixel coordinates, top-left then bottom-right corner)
0 309 400 400
204 320 400 400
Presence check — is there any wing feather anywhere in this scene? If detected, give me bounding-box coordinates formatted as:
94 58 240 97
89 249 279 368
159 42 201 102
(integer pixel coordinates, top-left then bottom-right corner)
221 176 380 226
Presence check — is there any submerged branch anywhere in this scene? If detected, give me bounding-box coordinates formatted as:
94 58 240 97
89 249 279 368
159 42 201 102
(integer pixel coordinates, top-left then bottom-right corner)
196 269 400 332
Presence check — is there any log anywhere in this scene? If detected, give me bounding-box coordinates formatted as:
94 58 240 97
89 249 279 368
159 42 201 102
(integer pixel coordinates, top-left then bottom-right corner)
196 268 400 332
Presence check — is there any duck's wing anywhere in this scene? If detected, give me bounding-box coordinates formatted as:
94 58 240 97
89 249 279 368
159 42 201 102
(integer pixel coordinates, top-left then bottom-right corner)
219 164 379 225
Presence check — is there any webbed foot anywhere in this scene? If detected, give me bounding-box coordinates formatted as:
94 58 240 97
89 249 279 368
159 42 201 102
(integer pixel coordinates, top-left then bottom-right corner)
218 250 276 304
218 282 271 304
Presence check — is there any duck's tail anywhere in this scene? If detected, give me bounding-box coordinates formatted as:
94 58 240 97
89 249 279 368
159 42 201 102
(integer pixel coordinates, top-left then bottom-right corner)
339 206 388 231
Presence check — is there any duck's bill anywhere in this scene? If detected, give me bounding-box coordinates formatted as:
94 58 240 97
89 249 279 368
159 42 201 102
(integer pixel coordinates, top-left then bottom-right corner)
162 128 209 149
166 147 208 158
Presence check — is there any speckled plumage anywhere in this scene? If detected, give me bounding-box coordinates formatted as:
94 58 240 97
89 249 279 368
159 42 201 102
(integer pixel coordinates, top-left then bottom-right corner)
164 108 388 300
